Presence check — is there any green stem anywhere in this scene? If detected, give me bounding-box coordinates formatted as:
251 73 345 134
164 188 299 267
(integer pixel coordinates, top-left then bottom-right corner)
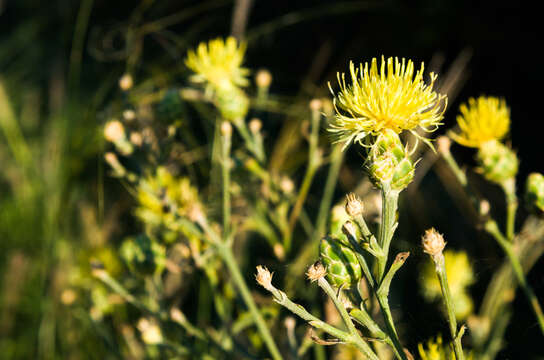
484 220 544 336
375 294 407 360
435 254 465 360
317 279 379 360
376 189 399 282
501 178 517 242
314 144 344 239
284 109 321 251
199 221 282 360
233 117 265 162
221 125 232 236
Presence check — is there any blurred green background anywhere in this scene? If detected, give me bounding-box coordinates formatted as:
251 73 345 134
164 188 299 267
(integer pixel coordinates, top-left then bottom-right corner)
1 0 539 359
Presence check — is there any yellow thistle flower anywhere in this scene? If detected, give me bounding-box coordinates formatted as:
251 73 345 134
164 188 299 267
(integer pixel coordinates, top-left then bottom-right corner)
449 96 510 148
329 56 446 148
185 37 250 92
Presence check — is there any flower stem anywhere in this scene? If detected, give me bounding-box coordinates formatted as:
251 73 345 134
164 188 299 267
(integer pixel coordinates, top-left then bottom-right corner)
317 278 380 360
221 124 232 236
434 253 465 360
199 221 282 360
376 189 399 283
484 220 544 336
501 178 517 242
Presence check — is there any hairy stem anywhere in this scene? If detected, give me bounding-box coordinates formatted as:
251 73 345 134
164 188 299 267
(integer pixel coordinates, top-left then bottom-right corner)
434 254 465 360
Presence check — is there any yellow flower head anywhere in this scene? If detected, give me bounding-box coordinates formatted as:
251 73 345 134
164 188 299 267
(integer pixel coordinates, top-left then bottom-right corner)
329 56 446 147
185 37 249 92
449 96 510 148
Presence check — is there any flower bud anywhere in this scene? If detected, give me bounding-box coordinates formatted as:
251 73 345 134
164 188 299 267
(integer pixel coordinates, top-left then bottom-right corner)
255 69 272 88
345 193 364 217
436 136 451 155
123 109 136 121
119 73 133 91
220 121 232 137
525 172 544 213
104 120 125 143
421 228 446 261
476 140 518 184
137 318 163 345
309 98 322 112
319 236 362 288
249 118 262 134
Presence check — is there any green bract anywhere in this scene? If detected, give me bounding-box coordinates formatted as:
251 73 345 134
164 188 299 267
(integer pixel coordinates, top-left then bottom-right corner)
369 129 415 191
477 140 518 184
319 236 362 288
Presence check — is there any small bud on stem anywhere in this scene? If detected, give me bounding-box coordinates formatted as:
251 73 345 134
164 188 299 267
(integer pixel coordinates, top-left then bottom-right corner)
422 228 446 263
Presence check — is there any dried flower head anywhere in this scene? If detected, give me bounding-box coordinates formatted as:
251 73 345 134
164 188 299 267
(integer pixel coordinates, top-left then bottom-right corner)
449 96 510 148
422 228 446 259
345 193 364 217
306 261 326 282
255 266 275 291
185 37 249 92
329 56 446 147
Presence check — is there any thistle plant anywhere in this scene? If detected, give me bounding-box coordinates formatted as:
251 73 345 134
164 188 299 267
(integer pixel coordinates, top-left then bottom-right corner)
90 34 544 359
255 56 453 359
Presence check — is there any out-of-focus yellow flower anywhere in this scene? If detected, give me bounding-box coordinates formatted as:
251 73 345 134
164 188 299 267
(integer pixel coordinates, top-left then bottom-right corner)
329 56 446 147
418 335 474 360
136 167 200 230
185 37 249 92
449 96 510 148
418 335 448 360
420 250 475 320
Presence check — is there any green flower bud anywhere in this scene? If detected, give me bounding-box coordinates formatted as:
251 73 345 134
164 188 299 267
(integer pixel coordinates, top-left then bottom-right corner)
319 236 362 288
525 173 544 213
216 87 249 121
369 130 415 191
120 234 166 276
476 140 518 184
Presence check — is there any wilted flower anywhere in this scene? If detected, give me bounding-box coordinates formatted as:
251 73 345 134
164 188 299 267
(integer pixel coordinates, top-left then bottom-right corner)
329 56 446 147
449 96 510 148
